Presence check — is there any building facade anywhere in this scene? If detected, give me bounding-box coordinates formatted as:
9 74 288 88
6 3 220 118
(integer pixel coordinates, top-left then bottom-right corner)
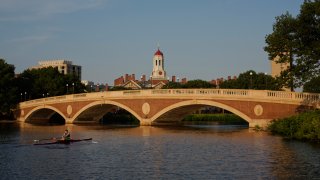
270 55 290 78
31 60 82 80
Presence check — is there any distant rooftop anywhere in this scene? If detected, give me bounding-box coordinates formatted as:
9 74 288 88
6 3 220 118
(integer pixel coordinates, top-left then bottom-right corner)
38 60 73 65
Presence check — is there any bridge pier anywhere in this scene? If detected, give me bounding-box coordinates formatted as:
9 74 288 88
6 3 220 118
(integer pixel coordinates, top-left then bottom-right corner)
249 119 272 129
139 118 152 126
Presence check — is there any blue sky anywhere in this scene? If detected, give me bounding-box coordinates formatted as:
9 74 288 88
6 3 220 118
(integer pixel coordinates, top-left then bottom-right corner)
0 0 303 84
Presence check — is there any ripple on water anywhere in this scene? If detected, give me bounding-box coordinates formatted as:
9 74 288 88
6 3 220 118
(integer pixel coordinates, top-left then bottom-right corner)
0 124 320 179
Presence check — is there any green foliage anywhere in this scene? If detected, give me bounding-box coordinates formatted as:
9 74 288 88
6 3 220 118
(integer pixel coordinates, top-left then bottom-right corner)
17 67 85 99
182 114 248 125
109 86 132 91
264 1 320 90
162 81 183 89
0 59 18 117
183 79 214 88
268 110 320 142
303 76 320 93
220 70 281 90
254 125 263 131
162 79 214 89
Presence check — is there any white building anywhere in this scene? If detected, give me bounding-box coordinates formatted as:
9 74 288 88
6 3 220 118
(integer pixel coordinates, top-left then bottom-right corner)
31 60 82 80
81 80 94 86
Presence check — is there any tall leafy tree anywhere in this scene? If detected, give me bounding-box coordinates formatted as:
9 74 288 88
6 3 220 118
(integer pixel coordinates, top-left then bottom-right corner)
303 76 320 93
295 0 320 83
265 0 320 91
0 59 18 118
264 12 297 91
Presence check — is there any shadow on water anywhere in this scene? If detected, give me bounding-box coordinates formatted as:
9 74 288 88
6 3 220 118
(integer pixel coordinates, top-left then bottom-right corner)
153 121 249 133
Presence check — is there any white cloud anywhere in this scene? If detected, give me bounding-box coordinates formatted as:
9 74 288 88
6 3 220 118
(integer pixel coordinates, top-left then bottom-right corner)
0 0 107 21
10 34 52 43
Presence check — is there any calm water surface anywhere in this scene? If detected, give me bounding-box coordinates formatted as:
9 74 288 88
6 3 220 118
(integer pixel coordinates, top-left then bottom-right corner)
0 122 320 179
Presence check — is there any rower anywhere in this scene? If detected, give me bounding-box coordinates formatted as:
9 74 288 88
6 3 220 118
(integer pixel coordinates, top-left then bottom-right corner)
62 129 71 140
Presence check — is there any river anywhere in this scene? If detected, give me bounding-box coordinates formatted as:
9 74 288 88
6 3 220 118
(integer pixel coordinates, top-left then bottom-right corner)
0 122 320 179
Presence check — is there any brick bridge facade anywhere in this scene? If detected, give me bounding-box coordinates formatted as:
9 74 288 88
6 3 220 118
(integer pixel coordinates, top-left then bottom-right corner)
15 89 320 128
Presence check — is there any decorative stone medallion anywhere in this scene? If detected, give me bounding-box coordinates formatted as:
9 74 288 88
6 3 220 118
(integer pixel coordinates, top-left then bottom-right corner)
21 110 24 116
254 104 263 116
142 103 150 115
67 105 73 115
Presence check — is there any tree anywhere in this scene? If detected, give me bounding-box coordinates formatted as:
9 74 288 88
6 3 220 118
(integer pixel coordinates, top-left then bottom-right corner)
264 1 320 91
110 86 131 91
220 70 281 90
16 67 85 99
162 79 214 89
162 82 183 89
182 79 214 88
295 0 320 83
0 59 18 118
303 76 320 93
264 12 297 91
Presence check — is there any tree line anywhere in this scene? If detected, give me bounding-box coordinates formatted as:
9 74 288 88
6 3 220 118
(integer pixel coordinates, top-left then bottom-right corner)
0 59 84 119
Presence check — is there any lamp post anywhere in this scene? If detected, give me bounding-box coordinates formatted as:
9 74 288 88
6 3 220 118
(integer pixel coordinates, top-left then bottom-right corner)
90 85 93 92
141 75 144 89
47 93 49 97
72 83 75 94
66 84 69 94
249 72 253 89
24 92 27 101
20 93 22 102
264 72 268 90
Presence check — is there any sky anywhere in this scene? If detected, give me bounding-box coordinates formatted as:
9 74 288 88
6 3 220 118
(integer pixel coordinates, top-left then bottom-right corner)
0 0 304 85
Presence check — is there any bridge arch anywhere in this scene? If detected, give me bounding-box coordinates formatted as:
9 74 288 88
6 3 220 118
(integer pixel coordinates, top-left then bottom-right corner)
71 100 141 123
150 100 252 124
24 105 67 124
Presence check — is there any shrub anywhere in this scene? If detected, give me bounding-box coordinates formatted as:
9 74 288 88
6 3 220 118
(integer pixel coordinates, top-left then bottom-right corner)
268 110 320 142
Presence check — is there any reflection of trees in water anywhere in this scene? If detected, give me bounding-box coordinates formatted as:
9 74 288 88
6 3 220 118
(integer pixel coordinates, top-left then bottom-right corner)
101 109 139 125
0 123 21 143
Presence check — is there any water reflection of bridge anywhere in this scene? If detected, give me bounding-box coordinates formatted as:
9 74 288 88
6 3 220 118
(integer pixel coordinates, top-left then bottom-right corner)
15 89 320 128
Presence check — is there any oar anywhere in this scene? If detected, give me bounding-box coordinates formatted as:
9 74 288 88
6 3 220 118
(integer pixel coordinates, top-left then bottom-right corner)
33 137 59 142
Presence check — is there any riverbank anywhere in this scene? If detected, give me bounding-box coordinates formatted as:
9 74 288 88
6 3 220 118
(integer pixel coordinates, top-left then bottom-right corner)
268 110 320 142
0 120 15 123
182 114 248 125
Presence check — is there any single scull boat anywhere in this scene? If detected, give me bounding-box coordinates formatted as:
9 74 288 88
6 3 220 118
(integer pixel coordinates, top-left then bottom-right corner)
33 138 92 145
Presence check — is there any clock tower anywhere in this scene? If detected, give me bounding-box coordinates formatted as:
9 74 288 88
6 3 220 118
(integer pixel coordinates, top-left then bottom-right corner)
151 48 167 81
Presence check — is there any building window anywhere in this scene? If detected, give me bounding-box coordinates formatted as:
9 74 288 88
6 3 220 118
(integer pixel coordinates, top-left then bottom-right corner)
159 60 161 66
156 60 157 66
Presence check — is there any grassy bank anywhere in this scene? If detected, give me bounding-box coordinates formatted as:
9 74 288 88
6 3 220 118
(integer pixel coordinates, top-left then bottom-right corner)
182 114 248 125
268 110 320 142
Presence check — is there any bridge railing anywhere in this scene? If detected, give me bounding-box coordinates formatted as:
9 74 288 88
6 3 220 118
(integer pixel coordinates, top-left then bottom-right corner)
151 89 250 96
18 89 320 108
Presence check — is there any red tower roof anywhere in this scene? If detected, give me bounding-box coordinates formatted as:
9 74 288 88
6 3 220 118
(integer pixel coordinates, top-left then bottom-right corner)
154 49 163 56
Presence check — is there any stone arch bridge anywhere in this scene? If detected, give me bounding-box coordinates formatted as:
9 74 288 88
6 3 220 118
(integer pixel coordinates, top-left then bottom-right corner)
15 89 320 128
